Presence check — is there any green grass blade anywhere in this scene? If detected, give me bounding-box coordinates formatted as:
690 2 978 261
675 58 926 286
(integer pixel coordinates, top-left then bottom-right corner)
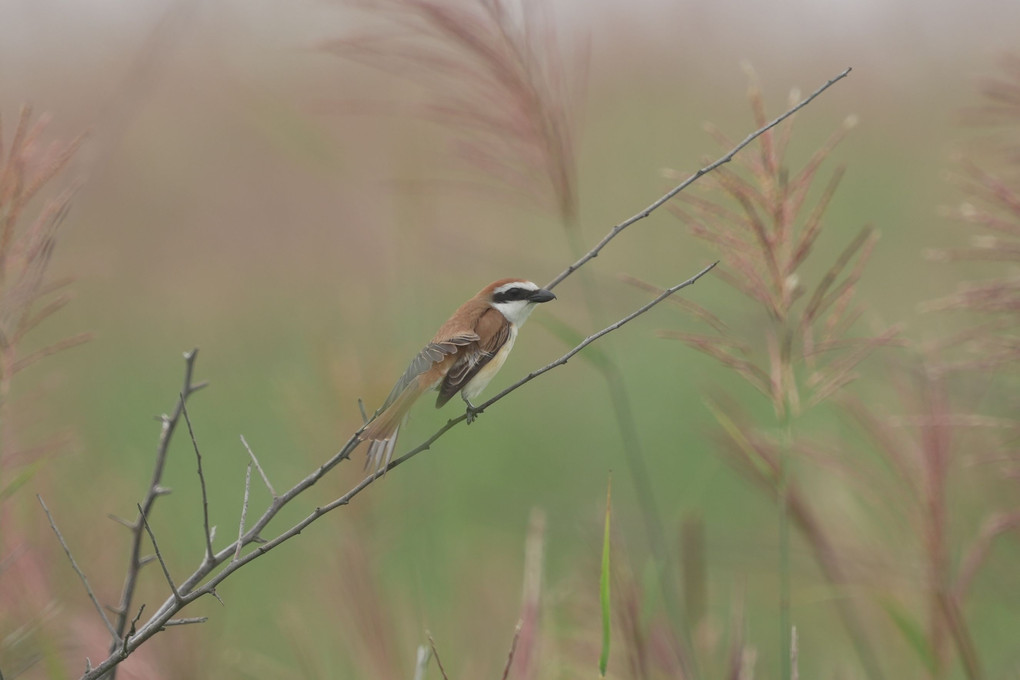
599 475 612 677
881 598 938 674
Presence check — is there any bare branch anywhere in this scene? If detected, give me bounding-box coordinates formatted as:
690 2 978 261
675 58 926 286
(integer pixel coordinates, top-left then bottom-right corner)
38 495 118 642
181 398 214 562
80 263 717 680
544 67 852 291
77 66 852 679
109 348 203 656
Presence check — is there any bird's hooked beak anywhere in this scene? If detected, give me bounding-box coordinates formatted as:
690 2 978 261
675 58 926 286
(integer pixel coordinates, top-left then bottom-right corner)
528 288 556 303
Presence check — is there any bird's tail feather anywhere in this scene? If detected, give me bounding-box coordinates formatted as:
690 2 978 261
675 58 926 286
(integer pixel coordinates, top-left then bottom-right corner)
361 379 423 474
365 427 400 475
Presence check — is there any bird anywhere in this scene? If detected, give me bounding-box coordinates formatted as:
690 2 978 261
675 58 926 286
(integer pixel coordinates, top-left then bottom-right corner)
359 278 556 473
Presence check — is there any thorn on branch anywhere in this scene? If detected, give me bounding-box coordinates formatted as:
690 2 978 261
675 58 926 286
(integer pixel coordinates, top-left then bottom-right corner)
241 435 277 498
108 513 136 529
235 461 253 561
164 617 208 628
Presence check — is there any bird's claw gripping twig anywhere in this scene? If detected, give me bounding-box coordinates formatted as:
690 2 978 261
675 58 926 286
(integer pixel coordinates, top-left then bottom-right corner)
465 402 482 425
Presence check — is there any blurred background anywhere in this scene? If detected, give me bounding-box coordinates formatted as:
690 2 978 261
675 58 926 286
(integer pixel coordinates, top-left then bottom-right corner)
1 0 1019 677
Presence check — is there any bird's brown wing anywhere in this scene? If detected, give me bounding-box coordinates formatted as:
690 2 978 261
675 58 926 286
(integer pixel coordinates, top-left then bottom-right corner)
377 333 478 413
435 308 511 408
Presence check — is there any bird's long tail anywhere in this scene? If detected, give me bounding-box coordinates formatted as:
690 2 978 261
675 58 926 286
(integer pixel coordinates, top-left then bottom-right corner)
360 379 424 474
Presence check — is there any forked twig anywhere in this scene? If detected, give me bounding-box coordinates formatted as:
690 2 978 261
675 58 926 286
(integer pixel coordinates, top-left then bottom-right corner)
107 348 205 673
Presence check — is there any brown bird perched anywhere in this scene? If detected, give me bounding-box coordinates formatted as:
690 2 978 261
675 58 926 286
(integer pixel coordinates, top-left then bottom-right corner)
360 278 556 473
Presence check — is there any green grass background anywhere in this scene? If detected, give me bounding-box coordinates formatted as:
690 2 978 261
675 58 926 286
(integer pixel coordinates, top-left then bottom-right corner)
3 0 1019 677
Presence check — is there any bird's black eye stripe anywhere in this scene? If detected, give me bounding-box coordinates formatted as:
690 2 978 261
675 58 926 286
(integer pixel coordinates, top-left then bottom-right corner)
492 287 529 304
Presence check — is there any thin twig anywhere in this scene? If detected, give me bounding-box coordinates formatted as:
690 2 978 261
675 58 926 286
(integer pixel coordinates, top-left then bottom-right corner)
234 462 252 561
500 621 523 680
543 67 852 292
136 504 182 603
37 495 118 641
122 605 144 655
427 633 450 680
240 434 277 498
181 398 214 562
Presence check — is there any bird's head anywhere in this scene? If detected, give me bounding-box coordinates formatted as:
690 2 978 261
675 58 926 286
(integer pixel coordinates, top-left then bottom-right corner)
484 278 556 326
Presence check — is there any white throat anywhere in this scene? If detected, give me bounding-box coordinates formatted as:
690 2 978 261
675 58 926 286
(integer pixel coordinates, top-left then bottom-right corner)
492 299 538 327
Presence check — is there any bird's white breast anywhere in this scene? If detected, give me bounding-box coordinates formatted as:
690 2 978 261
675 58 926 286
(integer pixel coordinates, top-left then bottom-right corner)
461 323 518 401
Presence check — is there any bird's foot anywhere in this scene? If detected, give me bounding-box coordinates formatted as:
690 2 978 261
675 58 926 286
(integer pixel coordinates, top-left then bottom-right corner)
464 401 483 425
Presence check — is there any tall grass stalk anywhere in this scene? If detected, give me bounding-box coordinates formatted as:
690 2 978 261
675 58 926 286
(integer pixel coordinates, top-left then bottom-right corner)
661 68 898 679
0 105 86 680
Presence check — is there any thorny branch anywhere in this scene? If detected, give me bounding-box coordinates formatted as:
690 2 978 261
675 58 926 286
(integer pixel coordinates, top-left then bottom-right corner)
103 349 206 679
51 68 851 680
